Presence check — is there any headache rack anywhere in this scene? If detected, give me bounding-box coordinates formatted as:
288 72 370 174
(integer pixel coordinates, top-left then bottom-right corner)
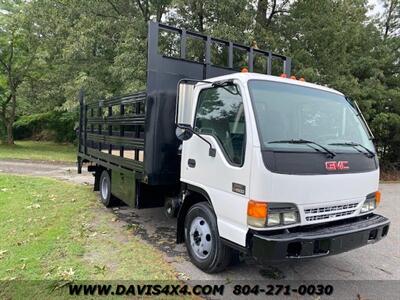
78 21 292 186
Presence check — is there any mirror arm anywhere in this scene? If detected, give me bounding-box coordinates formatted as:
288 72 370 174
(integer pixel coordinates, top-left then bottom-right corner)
177 124 216 157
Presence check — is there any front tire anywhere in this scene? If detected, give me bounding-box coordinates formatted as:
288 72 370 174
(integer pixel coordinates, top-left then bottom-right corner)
184 202 232 273
99 170 118 207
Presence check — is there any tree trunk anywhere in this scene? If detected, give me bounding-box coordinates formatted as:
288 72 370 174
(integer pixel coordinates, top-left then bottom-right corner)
256 0 268 29
383 0 396 39
6 122 14 145
255 0 269 44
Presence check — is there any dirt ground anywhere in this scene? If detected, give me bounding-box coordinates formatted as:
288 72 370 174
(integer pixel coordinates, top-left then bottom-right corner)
1 158 399 285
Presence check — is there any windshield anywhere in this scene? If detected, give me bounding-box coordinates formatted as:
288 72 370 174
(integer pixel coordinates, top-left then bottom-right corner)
248 80 374 153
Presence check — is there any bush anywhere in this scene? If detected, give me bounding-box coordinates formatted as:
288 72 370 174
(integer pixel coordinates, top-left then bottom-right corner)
13 111 78 143
370 112 400 167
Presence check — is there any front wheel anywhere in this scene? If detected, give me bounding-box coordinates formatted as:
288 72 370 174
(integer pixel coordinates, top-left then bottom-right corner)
184 202 232 273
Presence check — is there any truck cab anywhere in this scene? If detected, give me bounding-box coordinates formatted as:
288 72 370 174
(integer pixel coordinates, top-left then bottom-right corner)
175 72 389 272
77 22 390 273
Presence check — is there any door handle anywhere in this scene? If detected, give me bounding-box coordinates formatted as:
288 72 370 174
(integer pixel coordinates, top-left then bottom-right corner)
188 159 196 168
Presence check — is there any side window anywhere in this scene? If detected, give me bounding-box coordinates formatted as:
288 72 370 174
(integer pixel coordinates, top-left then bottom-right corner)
194 85 246 165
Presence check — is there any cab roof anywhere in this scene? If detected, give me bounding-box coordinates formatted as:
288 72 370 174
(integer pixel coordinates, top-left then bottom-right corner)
203 72 344 96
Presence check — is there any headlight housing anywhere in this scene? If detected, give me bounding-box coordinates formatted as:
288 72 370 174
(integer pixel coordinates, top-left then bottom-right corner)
361 191 381 213
247 201 299 228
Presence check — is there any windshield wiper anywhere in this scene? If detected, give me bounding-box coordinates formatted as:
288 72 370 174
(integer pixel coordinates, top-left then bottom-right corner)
328 142 375 158
268 139 336 158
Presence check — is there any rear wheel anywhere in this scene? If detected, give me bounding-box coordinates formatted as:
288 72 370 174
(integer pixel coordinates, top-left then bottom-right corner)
164 197 179 218
99 170 118 207
184 202 232 273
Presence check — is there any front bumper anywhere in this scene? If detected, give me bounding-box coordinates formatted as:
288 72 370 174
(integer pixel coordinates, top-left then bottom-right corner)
250 214 390 262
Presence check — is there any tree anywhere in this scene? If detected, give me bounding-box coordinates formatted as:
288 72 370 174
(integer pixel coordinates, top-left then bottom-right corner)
0 0 398 169
22 0 175 111
0 0 40 144
380 0 399 39
373 0 400 164
274 0 400 165
254 0 290 47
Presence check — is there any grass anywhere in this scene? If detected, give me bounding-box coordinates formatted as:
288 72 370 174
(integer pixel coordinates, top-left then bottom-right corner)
0 141 76 162
0 174 176 299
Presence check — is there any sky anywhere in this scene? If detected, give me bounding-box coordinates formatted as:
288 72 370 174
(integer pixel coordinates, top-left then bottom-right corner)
368 0 385 16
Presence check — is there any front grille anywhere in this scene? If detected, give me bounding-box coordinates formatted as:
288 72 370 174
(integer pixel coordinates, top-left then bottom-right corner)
305 210 355 221
304 202 359 222
304 203 358 214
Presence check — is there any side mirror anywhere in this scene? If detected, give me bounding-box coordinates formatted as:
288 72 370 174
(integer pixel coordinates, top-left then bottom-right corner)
175 126 193 141
176 81 195 126
175 79 216 157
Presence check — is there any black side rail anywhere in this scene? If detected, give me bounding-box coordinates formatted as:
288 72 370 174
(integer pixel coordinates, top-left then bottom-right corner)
77 91 146 174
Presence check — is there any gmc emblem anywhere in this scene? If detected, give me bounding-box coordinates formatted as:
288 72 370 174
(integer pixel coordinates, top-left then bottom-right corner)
325 161 349 171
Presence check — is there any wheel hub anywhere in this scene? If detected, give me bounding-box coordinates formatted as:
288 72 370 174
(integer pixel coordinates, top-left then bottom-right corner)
189 217 212 259
101 176 108 199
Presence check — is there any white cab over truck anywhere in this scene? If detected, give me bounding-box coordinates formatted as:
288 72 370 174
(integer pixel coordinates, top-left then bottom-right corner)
78 22 390 273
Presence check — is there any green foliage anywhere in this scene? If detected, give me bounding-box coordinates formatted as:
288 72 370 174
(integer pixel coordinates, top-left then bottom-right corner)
0 0 44 143
13 111 77 143
371 112 400 165
270 0 400 166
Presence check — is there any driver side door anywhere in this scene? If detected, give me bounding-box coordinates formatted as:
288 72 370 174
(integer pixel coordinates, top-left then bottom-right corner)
180 84 252 246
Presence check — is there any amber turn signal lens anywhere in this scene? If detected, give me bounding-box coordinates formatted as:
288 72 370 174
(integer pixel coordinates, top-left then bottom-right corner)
375 191 381 205
247 200 267 227
247 200 267 218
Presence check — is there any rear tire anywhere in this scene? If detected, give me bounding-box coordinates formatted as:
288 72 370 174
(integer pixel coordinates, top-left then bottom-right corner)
184 202 232 273
99 170 118 207
164 197 179 218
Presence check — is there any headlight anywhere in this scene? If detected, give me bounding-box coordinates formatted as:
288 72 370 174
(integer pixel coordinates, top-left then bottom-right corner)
247 201 299 228
282 211 298 225
361 191 381 213
267 213 281 226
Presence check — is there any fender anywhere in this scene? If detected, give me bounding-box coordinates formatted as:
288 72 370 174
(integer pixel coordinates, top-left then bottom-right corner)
176 184 213 243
